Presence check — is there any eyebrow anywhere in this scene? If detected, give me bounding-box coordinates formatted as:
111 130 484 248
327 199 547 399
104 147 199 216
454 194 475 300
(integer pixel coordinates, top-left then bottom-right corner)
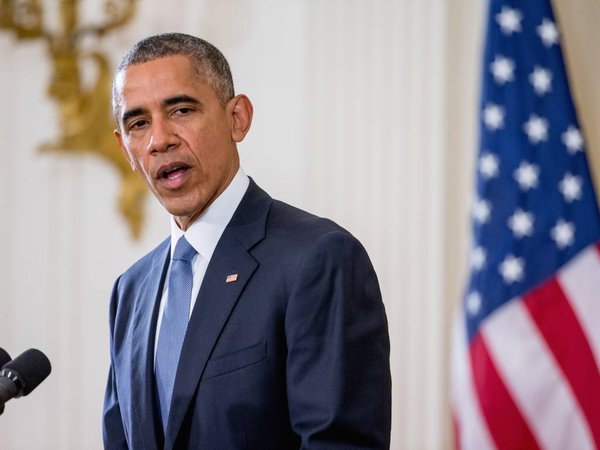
164 94 201 107
120 95 203 125
121 107 145 125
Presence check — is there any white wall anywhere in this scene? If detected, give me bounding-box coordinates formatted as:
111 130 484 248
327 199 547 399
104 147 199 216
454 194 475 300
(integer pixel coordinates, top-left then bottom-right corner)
0 1 597 448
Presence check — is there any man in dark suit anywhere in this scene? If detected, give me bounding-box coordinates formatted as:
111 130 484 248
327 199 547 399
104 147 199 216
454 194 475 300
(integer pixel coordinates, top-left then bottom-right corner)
103 33 391 449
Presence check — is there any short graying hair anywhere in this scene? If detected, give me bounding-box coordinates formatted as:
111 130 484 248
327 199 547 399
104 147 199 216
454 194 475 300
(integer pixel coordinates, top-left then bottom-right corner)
112 33 235 118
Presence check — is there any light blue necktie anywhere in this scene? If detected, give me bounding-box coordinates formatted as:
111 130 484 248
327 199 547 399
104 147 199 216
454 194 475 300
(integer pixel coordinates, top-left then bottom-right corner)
155 236 197 430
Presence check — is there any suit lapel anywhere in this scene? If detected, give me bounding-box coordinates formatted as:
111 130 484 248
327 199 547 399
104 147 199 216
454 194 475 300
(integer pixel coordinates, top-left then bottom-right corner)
164 180 271 448
130 239 170 449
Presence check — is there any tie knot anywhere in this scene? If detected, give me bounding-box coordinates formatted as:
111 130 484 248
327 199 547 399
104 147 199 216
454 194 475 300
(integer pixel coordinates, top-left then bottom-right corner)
172 236 197 262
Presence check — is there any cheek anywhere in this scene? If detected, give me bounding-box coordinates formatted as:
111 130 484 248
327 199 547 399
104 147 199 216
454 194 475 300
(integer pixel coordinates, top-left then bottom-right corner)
125 148 152 180
137 164 153 180
126 141 148 168
194 152 228 181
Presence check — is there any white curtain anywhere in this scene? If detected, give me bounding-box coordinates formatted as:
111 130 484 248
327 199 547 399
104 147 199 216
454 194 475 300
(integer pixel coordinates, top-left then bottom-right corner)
0 1 597 448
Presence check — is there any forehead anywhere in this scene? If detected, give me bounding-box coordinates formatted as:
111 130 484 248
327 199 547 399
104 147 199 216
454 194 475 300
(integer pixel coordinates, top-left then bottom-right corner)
115 55 214 113
119 55 198 92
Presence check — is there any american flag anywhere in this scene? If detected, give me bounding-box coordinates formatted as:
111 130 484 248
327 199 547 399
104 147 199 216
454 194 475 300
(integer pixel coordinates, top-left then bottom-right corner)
452 0 600 449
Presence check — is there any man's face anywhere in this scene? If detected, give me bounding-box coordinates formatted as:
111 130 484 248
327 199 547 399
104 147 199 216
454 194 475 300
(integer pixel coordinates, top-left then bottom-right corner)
114 55 251 230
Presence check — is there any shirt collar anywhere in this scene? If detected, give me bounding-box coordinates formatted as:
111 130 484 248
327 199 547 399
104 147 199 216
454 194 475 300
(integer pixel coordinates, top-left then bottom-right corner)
170 167 250 260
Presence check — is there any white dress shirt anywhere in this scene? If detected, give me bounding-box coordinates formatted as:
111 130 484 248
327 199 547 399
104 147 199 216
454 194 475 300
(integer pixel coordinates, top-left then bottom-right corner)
154 168 250 362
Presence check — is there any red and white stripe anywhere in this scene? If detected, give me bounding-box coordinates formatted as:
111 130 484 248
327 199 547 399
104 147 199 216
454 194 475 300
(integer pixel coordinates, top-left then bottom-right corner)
452 312 496 450
559 243 600 368
453 243 600 449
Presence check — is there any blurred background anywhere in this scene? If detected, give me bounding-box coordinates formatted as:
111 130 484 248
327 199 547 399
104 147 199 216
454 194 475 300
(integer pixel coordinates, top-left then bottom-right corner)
0 0 598 448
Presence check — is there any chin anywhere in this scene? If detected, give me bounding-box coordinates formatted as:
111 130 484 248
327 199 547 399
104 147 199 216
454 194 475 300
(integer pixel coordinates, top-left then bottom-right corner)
161 201 191 216
163 200 205 220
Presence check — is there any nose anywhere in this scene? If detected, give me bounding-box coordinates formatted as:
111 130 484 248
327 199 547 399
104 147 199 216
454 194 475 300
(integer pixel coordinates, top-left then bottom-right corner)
147 118 179 153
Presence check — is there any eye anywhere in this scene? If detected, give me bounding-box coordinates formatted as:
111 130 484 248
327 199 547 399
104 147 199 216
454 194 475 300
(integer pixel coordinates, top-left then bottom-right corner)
128 119 148 131
173 107 194 116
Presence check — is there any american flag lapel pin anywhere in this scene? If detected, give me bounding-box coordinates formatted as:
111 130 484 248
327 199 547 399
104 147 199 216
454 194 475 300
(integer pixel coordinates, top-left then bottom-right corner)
226 273 238 283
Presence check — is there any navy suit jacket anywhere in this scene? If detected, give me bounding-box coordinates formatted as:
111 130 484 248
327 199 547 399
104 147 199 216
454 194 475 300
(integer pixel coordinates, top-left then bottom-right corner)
103 180 391 449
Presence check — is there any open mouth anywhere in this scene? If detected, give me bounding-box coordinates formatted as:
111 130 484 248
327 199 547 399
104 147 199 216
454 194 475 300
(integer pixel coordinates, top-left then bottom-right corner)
158 164 191 180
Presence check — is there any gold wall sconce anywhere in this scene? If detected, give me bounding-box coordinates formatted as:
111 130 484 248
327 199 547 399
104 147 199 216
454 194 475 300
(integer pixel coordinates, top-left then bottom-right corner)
1 0 147 239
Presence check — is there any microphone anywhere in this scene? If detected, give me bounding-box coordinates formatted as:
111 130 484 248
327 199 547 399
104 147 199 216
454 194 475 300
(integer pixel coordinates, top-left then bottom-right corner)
0 349 51 415
0 348 11 368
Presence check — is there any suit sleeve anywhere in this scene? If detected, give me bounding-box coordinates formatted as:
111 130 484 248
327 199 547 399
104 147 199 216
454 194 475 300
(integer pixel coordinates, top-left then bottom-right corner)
285 231 391 449
103 276 129 450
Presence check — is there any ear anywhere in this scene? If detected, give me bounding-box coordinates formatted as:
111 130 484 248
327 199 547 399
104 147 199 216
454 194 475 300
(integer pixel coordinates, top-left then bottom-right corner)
228 95 253 142
115 129 136 172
